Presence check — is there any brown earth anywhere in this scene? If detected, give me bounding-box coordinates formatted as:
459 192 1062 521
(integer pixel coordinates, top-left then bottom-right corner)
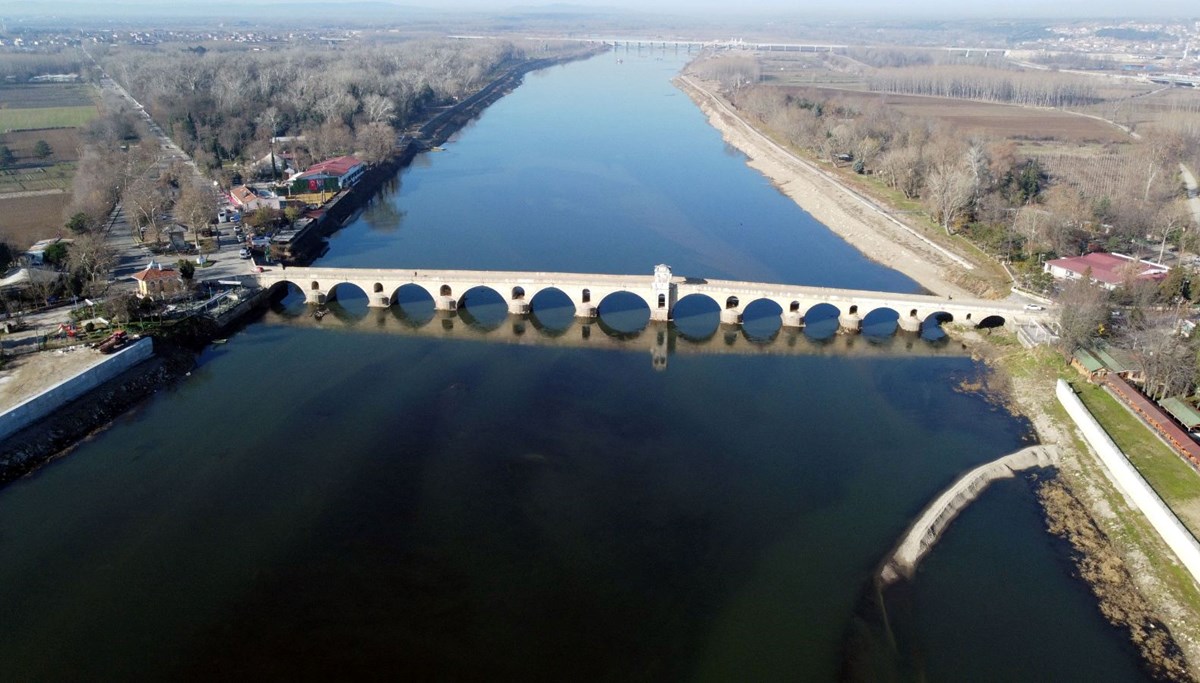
0 191 71 246
1040 478 1196 683
781 85 1131 143
0 127 82 164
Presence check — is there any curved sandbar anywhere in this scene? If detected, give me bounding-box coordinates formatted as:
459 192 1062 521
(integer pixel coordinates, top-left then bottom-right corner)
879 444 1059 586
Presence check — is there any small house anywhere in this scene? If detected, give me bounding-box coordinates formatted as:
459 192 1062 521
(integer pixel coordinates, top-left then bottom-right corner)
131 261 183 299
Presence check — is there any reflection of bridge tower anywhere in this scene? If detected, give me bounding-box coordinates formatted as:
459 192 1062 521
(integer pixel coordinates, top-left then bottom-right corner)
650 263 676 322
651 321 670 371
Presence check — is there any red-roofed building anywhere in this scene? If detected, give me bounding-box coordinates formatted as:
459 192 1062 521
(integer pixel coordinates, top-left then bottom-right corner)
293 155 364 192
131 261 183 299
1044 252 1169 290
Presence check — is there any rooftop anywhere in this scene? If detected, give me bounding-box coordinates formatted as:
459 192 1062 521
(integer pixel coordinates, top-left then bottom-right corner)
132 262 178 282
299 155 362 179
1046 252 1169 286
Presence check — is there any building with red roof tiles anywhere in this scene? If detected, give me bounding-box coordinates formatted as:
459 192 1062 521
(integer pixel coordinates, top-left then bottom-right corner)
131 261 183 299
293 155 364 192
1044 252 1169 291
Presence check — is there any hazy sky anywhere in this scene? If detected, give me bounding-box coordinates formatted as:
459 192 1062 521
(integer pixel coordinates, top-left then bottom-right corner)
4 0 1190 19
14 0 1197 19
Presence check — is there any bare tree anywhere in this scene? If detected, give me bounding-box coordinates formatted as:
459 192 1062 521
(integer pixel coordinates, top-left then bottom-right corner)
67 231 116 296
123 175 171 246
1057 275 1110 353
356 122 396 165
924 165 976 234
176 180 217 252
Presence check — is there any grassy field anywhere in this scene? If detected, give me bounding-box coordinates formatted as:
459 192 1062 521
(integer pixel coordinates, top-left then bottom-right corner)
1073 379 1200 536
0 83 93 109
0 105 98 132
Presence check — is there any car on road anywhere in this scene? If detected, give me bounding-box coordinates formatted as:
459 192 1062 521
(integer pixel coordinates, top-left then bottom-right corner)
1023 303 1044 311
239 248 251 259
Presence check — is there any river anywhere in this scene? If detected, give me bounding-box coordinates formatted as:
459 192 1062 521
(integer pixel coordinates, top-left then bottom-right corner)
0 51 1149 681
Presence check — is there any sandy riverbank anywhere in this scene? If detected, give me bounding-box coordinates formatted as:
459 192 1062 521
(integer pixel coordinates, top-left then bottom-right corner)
675 76 982 299
676 73 1200 677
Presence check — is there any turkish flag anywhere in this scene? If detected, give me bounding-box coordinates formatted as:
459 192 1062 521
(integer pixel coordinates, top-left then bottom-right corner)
308 179 320 192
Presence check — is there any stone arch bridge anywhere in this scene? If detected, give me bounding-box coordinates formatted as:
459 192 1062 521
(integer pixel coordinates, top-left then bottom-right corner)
248 264 1052 334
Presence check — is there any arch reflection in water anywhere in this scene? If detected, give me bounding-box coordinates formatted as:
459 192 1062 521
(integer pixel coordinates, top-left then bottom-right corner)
262 304 970 371
596 291 651 335
458 286 508 330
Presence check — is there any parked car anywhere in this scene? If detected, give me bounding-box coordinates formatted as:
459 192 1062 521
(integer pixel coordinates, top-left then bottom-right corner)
1023 303 1044 311
239 248 251 259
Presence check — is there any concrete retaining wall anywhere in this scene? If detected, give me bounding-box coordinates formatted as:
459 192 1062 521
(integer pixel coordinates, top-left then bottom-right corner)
1056 379 1200 587
879 445 1058 585
0 337 154 443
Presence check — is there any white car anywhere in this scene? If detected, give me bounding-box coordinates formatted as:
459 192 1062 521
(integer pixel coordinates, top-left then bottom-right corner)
239 248 251 260
1023 303 1044 311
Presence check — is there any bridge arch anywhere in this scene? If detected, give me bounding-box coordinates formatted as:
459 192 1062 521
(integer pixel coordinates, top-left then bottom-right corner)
527 287 576 331
458 286 508 329
922 311 954 341
325 281 369 304
596 290 651 335
803 303 841 340
977 314 1006 330
673 293 721 340
861 307 900 337
742 298 783 341
388 284 437 326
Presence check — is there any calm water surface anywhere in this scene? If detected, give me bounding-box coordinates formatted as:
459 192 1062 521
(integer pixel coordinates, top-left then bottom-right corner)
0 51 1148 681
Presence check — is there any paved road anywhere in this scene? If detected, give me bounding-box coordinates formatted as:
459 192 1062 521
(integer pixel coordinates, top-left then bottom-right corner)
84 49 253 289
1181 164 1200 229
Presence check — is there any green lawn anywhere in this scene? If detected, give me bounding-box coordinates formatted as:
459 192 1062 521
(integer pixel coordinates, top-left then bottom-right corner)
1073 380 1200 536
0 105 98 131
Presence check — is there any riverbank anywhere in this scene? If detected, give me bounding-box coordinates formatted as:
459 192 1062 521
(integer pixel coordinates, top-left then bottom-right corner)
679 70 1200 679
984 341 1200 679
674 76 985 299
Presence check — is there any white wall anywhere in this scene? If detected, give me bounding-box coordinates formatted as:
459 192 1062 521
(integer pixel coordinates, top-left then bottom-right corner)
0 337 154 443
1056 379 1200 587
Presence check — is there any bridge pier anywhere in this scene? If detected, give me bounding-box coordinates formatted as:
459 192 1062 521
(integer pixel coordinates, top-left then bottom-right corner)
720 308 742 325
508 299 531 316
898 313 922 333
838 312 862 333
368 296 390 308
436 295 457 312
575 303 597 319
305 290 325 305
782 310 804 328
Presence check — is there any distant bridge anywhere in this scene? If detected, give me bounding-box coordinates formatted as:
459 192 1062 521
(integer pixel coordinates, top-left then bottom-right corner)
248 265 1051 336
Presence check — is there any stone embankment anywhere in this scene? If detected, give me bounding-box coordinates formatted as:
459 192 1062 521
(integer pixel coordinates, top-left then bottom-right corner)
878 444 1060 585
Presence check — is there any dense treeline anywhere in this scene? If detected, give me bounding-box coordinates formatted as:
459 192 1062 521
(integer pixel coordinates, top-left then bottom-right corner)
101 40 525 171
722 79 1192 275
868 65 1100 108
0 51 86 82
846 47 1007 69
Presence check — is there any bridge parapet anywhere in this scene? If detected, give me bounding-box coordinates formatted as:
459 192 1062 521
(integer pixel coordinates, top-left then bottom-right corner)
250 265 1054 333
